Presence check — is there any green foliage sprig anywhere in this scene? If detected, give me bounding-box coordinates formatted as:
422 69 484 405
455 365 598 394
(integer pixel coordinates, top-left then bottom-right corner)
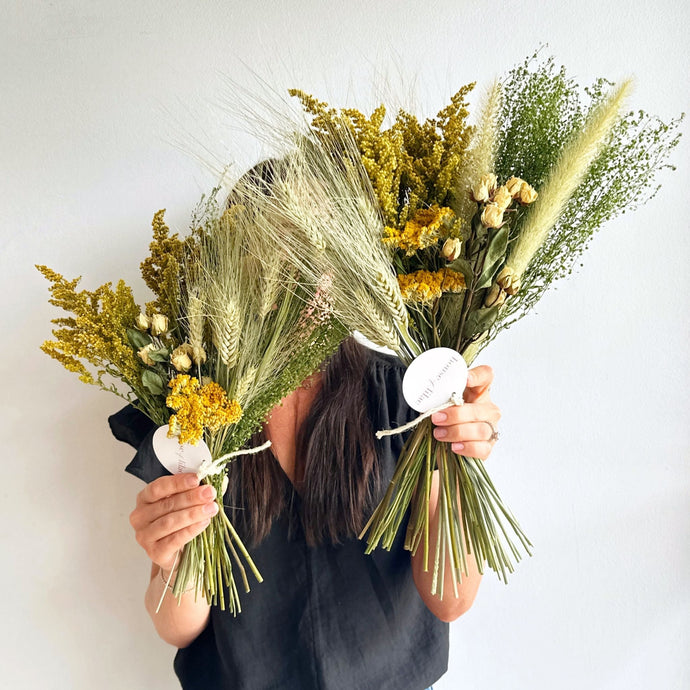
485 52 684 342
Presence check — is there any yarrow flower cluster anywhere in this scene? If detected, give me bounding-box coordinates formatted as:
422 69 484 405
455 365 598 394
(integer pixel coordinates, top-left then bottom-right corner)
167 374 243 445
397 268 466 304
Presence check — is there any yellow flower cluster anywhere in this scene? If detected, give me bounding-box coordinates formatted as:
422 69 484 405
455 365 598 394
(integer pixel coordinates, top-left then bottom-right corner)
290 85 474 230
140 210 199 321
382 205 455 255
167 375 243 445
397 268 466 304
36 265 140 388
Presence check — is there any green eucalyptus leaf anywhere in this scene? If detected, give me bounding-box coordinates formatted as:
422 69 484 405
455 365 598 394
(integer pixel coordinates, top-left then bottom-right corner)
127 328 151 349
446 257 474 286
462 305 501 339
476 225 509 289
142 370 165 396
148 348 170 363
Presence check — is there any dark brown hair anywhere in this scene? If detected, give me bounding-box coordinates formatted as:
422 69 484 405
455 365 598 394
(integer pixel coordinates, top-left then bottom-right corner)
225 337 380 546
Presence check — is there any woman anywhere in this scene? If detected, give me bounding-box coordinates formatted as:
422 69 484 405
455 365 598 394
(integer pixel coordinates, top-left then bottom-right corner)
113 336 501 690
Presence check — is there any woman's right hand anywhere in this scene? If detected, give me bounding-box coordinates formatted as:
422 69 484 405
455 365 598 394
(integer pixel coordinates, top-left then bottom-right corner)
129 473 219 571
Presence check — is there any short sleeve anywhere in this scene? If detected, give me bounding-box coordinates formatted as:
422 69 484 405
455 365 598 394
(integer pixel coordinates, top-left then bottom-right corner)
107 404 171 483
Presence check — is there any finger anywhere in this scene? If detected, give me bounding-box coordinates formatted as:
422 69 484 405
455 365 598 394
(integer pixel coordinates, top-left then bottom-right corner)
131 484 217 529
148 518 213 569
464 365 494 403
137 501 219 546
431 402 501 426
432 420 498 444
137 473 200 506
450 441 494 461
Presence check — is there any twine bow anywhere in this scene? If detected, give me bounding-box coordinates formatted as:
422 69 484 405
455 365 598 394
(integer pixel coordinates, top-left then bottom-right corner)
375 392 464 439
196 440 273 480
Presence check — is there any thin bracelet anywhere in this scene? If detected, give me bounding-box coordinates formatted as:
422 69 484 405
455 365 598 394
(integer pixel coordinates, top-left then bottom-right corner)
159 566 195 593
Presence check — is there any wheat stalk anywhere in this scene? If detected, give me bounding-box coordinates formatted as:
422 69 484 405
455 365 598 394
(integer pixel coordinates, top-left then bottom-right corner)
354 289 402 351
186 292 206 364
212 298 241 369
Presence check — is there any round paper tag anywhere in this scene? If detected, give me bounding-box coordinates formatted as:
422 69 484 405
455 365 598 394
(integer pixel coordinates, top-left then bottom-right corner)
402 347 468 413
152 425 213 475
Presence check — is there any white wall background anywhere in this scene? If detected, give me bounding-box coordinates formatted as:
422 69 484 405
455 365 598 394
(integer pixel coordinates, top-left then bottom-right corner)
2 1 688 688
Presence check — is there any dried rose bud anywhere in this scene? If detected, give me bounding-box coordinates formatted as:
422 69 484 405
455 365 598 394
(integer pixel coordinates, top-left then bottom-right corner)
135 313 151 331
191 345 207 365
484 283 506 307
150 314 169 336
471 173 497 202
173 342 206 366
496 267 521 295
518 182 538 205
493 185 512 211
170 347 193 373
480 202 504 229
137 343 156 366
441 238 462 261
505 176 525 197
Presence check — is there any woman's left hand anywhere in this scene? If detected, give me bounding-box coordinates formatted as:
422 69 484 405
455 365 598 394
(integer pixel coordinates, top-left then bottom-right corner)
430 365 500 460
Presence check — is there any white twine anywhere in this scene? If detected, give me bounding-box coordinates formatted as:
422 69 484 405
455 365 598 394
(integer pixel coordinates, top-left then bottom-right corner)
375 392 464 439
196 440 274 481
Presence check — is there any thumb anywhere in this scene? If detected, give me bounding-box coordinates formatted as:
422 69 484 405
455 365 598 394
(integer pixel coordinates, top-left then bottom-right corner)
464 365 494 401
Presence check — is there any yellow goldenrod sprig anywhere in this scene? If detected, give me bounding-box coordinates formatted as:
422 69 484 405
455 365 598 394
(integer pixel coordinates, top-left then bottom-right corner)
382 205 456 255
36 265 140 390
140 210 200 322
290 84 474 231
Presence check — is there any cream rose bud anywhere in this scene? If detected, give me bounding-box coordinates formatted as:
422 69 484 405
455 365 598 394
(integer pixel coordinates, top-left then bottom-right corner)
471 173 498 202
493 185 512 211
484 283 506 307
441 238 462 261
505 176 525 197
191 345 207 365
471 181 489 203
480 202 504 228
150 313 169 336
496 267 521 295
518 182 538 205
137 343 156 366
483 172 497 190
135 313 151 331
171 350 192 373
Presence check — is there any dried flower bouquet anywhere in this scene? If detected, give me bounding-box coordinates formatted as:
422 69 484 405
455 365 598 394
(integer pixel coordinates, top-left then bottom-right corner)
38 189 347 612
246 52 682 594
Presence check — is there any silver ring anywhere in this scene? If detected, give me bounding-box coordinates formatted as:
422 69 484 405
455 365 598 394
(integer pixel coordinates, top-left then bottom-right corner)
484 420 500 442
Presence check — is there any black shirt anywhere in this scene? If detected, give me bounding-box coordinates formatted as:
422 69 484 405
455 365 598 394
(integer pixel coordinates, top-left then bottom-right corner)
109 351 448 690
